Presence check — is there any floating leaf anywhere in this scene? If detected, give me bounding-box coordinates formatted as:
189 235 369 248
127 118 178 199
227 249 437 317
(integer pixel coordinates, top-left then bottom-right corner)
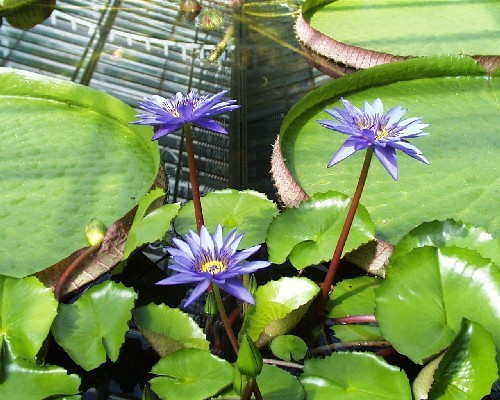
0 352 80 400
174 189 279 249
0 276 58 361
217 364 305 400
267 191 374 269
123 201 180 260
270 335 307 362
133 303 209 357
0 68 159 277
300 352 411 399
274 56 500 244
1 0 56 29
51 281 137 370
150 348 233 400
393 219 500 266
375 246 500 364
429 319 498 399
239 277 320 347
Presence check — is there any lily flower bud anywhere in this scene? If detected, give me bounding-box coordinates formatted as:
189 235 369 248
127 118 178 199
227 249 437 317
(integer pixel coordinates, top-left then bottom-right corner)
236 334 263 378
85 218 107 246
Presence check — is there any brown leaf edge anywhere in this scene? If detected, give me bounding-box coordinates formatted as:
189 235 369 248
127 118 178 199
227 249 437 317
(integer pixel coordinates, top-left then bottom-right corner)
270 135 391 276
36 166 167 298
295 13 500 76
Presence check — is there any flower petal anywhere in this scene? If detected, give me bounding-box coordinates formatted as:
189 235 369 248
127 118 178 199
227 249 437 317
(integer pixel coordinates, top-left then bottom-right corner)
194 118 228 134
374 146 399 180
184 280 212 307
217 279 256 304
156 272 205 286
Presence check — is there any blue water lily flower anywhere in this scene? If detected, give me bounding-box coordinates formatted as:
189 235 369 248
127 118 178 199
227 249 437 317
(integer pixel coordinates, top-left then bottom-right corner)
318 97 429 180
132 90 239 140
157 225 270 307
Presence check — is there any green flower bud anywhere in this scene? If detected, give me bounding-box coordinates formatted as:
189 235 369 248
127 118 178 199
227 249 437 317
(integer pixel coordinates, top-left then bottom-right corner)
85 218 107 246
204 291 217 316
232 365 248 395
247 274 258 296
236 334 263 378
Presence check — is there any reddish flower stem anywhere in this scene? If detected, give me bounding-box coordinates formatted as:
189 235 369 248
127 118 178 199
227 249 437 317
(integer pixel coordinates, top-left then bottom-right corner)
316 149 373 317
331 315 377 324
54 243 100 300
184 124 204 232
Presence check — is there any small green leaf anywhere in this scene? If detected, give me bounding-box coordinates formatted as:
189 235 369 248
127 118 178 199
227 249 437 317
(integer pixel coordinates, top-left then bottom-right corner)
375 246 500 365
0 276 58 361
300 352 412 399
123 201 181 259
174 189 279 249
428 318 498 400
239 277 320 347
0 350 80 400
393 219 500 266
270 335 307 362
51 281 137 370
266 191 374 269
150 348 233 400
133 303 209 357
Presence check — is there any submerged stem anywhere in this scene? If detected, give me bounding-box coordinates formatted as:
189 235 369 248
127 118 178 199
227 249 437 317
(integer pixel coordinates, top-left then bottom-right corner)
212 285 240 354
316 149 373 316
184 124 204 231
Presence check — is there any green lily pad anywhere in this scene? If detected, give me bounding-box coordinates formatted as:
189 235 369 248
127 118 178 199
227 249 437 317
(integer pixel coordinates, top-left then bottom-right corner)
0 352 81 400
375 246 500 364
300 351 412 399
217 364 305 400
174 189 279 249
0 0 55 29
275 56 500 244
133 303 209 357
51 281 138 371
270 335 308 362
392 219 500 266
428 318 498 400
0 68 159 278
297 0 499 71
0 275 58 362
239 277 320 347
266 191 374 269
150 348 233 400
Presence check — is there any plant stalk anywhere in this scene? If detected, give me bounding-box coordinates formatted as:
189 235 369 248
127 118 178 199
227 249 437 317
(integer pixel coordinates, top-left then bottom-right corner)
316 149 373 316
184 124 204 231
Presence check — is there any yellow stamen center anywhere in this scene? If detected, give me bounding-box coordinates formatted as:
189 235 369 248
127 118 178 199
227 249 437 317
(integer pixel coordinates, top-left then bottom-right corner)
375 129 389 140
200 260 226 275
171 109 180 117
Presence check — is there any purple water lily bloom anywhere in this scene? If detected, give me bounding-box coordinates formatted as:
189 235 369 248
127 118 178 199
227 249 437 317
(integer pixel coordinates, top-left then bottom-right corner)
156 225 270 307
132 90 239 140
318 98 429 180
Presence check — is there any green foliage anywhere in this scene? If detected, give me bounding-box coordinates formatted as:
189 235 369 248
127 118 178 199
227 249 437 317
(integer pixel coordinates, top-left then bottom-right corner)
375 246 500 365
279 56 499 243
270 335 307 362
133 303 210 357
328 276 383 341
302 0 499 56
0 275 58 362
123 189 181 259
266 191 374 269
174 189 279 249
150 348 233 400
51 281 138 370
300 352 412 399
239 277 320 347
392 219 500 266
0 68 159 277
0 350 81 400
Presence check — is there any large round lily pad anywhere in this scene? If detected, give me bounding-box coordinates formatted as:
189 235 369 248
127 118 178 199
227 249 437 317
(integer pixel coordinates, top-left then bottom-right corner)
297 0 500 74
273 56 499 244
0 68 159 277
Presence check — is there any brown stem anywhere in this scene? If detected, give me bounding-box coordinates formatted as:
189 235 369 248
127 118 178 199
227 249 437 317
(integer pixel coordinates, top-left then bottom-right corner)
184 124 204 231
316 149 373 317
54 243 100 300
213 285 240 354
